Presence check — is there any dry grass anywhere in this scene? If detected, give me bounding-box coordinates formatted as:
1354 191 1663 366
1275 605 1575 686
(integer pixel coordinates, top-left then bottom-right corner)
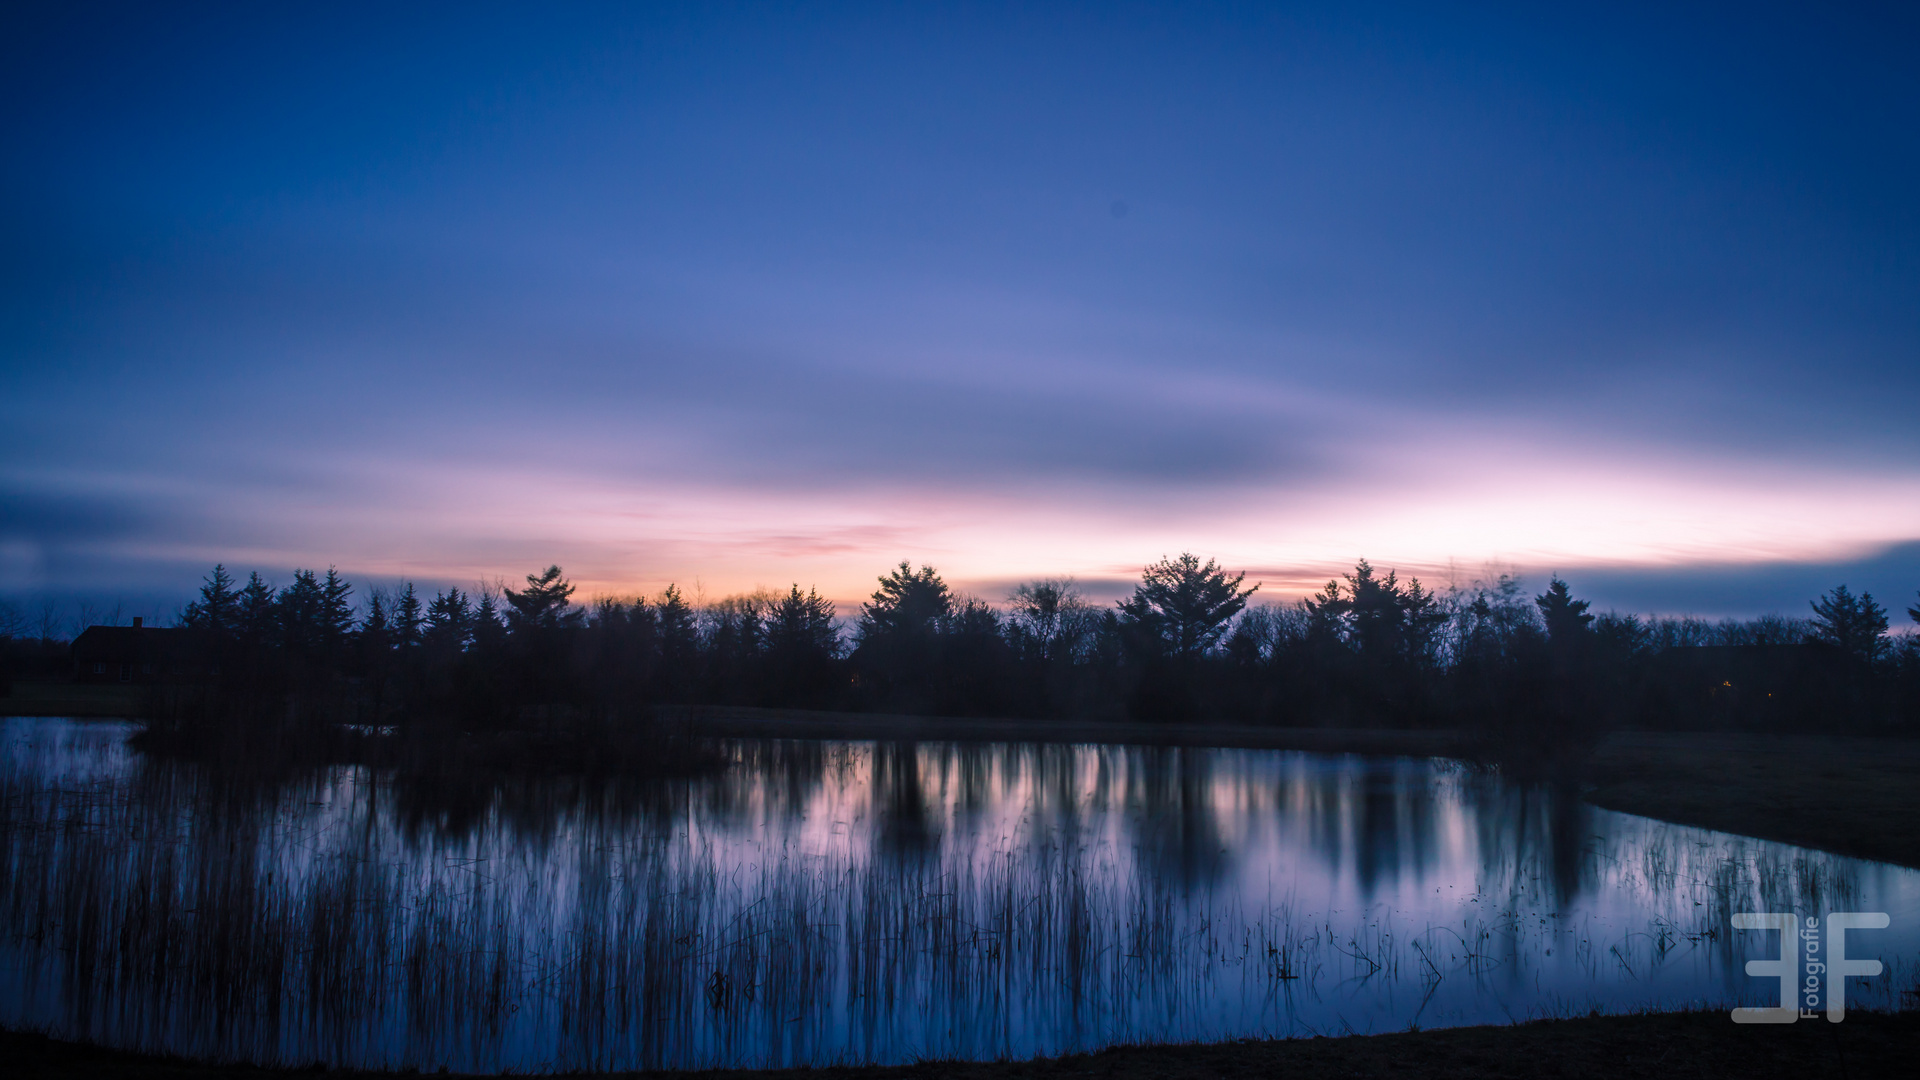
1587 732 1920 870
1 681 148 718
8 1010 1919 1080
674 711 1920 871
658 704 1469 756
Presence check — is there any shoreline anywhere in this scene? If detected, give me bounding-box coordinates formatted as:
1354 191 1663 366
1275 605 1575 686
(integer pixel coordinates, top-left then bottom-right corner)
657 703 1474 756
9 702 1918 868
1584 730 1920 870
671 707 1920 869
6 711 1917 1075
7 1011 1917 1079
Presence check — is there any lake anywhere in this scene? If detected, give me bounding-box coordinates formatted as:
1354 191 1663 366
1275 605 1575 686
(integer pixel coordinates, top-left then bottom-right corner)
2 716 1915 1070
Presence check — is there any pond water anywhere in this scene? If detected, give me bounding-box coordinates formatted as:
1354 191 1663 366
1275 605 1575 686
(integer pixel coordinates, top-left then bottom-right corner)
2 717 1916 1070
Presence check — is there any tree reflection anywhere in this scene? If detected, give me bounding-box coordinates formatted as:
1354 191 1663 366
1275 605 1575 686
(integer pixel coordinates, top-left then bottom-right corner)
2 719 1907 1072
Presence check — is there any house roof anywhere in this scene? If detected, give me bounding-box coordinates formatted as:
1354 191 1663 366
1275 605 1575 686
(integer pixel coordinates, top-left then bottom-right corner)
70 625 192 661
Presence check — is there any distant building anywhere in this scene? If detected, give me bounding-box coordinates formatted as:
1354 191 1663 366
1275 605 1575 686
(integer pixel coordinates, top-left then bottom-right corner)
70 618 197 684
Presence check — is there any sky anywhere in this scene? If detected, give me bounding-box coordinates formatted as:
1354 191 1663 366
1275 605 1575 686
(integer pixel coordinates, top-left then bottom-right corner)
4 2 1920 622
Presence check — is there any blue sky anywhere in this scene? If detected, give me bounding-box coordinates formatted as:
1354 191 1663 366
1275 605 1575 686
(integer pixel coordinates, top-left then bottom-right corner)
4 2 1919 620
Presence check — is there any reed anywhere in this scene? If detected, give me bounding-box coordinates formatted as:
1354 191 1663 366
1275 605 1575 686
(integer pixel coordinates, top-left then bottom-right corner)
2 723 1912 1072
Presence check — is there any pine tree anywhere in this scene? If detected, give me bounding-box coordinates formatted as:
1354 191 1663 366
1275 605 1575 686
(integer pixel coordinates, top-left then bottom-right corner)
180 565 240 637
471 590 506 654
278 570 327 655
1302 559 1443 663
1119 553 1257 659
395 583 424 649
503 566 581 635
1809 585 1889 663
320 568 355 653
767 585 840 658
425 588 472 652
238 573 275 641
360 590 392 654
858 563 953 644
656 585 696 658
645 585 698 702
1534 578 1594 644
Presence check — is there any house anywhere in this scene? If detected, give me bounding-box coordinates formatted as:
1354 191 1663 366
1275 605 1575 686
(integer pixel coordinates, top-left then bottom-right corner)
70 618 197 684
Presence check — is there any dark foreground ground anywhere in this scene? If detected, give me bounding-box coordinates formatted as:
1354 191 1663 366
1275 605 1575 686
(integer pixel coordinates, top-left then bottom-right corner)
1583 731 1920 870
1 680 148 718
7 1011 1918 1080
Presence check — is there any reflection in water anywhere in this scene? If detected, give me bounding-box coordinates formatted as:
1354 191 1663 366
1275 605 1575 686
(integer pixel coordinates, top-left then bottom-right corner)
1 717 1916 1070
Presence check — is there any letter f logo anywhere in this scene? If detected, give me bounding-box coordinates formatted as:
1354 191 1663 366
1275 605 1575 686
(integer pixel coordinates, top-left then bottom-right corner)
1827 912 1889 1022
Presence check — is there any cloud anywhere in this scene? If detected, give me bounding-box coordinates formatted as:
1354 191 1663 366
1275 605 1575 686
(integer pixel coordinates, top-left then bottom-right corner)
5 5 1920 618
0 485 155 544
1560 542 1920 621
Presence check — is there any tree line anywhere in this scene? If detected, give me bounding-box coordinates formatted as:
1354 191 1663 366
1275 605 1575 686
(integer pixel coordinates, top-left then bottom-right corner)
133 554 1920 755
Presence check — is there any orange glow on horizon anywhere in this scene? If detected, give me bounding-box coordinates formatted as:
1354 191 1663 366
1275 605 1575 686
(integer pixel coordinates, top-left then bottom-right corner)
125 438 1920 615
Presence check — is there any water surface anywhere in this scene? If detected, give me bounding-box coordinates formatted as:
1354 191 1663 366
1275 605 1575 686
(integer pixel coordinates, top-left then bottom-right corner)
2 717 1915 1070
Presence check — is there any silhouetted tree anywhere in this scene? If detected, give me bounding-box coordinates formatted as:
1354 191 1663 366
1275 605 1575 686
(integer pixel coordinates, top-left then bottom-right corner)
361 590 392 653
424 588 471 653
854 563 955 712
943 598 1014 713
1444 573 1536 664
767 585 839 656
180 565 240 638
1007 579 1090 663
237 573 276 649
1114 554 1256 722
702 594 768 704
395 583 424 649
1590 611 1645 653
763 585 842 707
1535 578 1593 645
277 571 328 657
471 590 506 654
1306 559 1444 665
504 566 582 635
654 585 698 700
1117 554 1256 660
582 597 660 709
1222 606 1274 666
859 563 953 641
1809 585 1889 663
320 569 355 652
144 553 1920 766
356 590 395 717
1294 560 1449 726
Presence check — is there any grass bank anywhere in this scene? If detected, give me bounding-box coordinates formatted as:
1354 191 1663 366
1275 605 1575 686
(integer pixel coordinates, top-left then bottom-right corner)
659 704 1471 756
1586 731 1920 870
11 699 1918 869
668 707 1920 870
1 680 146 718
7 1011 1916 1080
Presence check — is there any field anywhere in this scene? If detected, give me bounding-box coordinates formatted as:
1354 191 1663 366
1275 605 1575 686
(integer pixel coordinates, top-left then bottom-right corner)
7 1011 1917 1080
0 680 148 718
676 707 1920 870
1585 731 1920 870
